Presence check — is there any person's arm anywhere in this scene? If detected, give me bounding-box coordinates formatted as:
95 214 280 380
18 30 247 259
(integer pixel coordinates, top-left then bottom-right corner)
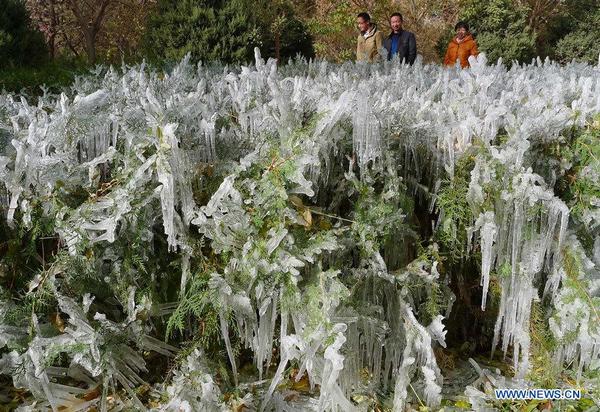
375 32 384 61
443 43 453 66
470 40 479 57
356 36 361 61
383 38 390 61
408 32 417 65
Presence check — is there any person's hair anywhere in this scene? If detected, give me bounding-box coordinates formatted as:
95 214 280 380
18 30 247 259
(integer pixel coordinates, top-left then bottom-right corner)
455 21 469 32
357 12 371 22
390 13 403 21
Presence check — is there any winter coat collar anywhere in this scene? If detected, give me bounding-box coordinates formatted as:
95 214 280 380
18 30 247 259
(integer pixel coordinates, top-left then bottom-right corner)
453 34 474 45
387 29 405 39
363 24 379 39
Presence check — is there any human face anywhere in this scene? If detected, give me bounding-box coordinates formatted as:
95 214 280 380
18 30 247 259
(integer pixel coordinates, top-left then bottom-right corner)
390 15 402 33
456 27 468 40
357 17 370 34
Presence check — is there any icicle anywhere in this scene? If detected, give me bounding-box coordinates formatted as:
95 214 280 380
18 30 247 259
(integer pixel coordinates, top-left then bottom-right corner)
261 335 301 412
219 311 238 387
352 94 382 169
180 253 191 296
156 123 178 251
392 344 415 411
200 119 217 162
475 211 497 310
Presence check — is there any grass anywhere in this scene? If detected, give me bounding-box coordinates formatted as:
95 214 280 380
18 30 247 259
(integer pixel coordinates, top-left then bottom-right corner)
0 60 88 96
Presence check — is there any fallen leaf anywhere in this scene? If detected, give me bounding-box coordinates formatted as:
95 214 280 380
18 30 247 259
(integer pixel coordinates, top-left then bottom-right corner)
318 218 332 230
82 386 102 401
302 208 312 227
288 195 304 208
537 400 553 410
289 369 311 393
50 312 65 333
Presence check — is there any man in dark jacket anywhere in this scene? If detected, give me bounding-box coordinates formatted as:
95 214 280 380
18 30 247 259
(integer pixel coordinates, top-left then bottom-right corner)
383 13 417 64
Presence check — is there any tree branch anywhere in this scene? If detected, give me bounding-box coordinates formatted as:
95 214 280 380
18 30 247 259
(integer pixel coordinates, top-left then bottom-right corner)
92 0 111 35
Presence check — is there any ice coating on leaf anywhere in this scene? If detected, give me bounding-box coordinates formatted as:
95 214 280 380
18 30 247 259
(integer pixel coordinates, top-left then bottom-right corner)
155 123 179 251
72 89 110 114
427 315 447 348
317 324 356 412
549 234 600 378
353 94 383 169
392 303 443 410
156 348 225 411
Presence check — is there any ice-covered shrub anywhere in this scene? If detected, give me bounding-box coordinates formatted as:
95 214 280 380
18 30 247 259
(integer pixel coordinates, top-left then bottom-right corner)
0 50 599 410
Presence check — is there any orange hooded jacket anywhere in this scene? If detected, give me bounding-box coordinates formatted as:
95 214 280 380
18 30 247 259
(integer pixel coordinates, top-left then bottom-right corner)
443 34 479 68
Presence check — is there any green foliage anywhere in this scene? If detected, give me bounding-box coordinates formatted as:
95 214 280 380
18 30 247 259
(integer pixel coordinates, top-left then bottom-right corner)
306 0 356 62
166 269 235 364
0 204 55 292
0 60 87 95
301 268 349 338
144 0 261 64
257 0 314 61
409 245 451 325
347 162 410 259
560 246 600 325
144 0 313 65
528 302 559 388
555 12 600 64
434 152 476 262
0 0 47 69
554 119 600 252
167 271 215 340
459 0 536 63
554 1 600 64
563 125 600 216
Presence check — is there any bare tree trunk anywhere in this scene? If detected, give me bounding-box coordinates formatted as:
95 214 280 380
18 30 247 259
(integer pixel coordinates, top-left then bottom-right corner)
48 34 56 59
275 31 281 62
68 0 111 64
523 0 562 31
83 30 96 64
63 32 80 57
48 0 58 59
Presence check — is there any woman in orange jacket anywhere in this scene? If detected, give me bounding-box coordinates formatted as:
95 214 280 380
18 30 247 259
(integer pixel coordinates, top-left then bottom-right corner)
443 22 479 68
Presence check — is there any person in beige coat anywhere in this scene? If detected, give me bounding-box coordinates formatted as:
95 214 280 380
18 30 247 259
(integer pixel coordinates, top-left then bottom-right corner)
356 12 384 62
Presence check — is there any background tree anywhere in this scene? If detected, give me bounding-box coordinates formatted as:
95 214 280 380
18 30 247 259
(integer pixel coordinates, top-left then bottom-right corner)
144 0 260 64
94 0 157 62
24 0 69 59
66 0 111 63
144 0 312 65
304 0 356 62
454 0 536 63
554 3 600 64
259 0 314 61
11 0 600 68
0 0 47 69
520 0 563 33
519 0 564 59
26 0 155 64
